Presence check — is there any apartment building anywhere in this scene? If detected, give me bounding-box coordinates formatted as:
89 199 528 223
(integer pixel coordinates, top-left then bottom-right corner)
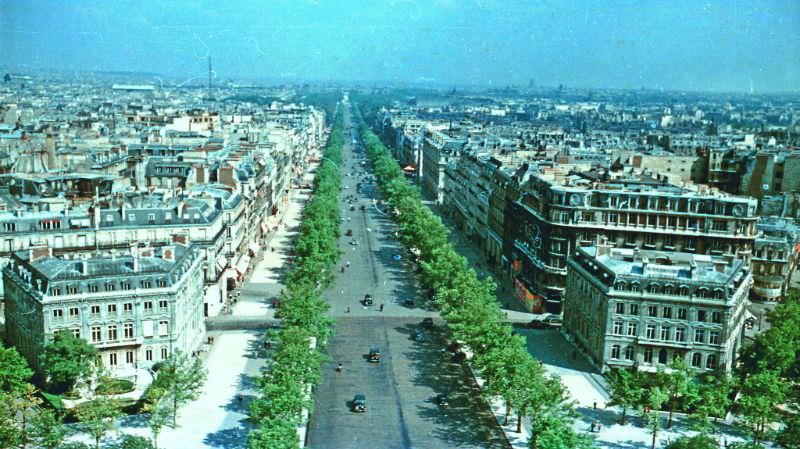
565 245 750 373
3 242 205 374
421 129 464 203
752 217 800 301
505 168 759 313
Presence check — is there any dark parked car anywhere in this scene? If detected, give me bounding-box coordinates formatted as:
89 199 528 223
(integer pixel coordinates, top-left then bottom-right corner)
412 331 424 342
350 205 355 211
359 205 365 210
526 319 548 329
436 393 449 407
403 298 415 307
352 394 366 412
345 229 353 236
422 317 434 328
368 347 381 363
363 294 373 306
543 315 564 327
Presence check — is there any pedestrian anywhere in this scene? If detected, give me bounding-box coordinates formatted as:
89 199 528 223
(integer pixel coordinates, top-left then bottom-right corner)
590 420 596 432
593 401 597 410
346 306 351 313
237 394 243 405
380 304 384 312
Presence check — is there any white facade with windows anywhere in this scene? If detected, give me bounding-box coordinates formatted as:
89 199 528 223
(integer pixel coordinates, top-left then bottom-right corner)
564 244 750 373
3 243 205 375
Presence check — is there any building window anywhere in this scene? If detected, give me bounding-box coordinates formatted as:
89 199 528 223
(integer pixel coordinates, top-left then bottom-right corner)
662 307 672 319
121 282 131 291
157 279 167 288
709 331 720 345
706 355 717 369
692 352 702 367
109 353 117 367
627 323 638 336
644 348 654 363
91 305 100 316
613 321 623 335
158 320 169 336
123 303 133 314
161 347 168 359
145 349 153 361
51 288 61 296
144 301 153 313
660 326 671 340
108 304 117 314
126 351 134 364
108 325 117 341
91 326 102 342
124 323 134 339
695 329 705 343
678 308 688 320
52 309 63 320
141 280 152 289
697 310 707 322
629 304 639 315
676 327 686 342
68 286 78 295
69 307 79 318
712 311 722 323
70 328 80 339
646 324 656 339
159 300 168 311
106 283 115 291
648 305 658 317
658 349 668 364
625 346 635 361
611 345 621 359
88 284 98 293
615 303 625 314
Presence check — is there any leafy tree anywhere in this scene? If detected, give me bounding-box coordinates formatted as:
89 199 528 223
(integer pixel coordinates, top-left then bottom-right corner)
737 369 789 445
29 407 69 449
534 413 594 449
147 352 207 427
248 416 299 449
107 434 155 449
660 360 692 428
687 373 732 434
143 395 171 449
664 434 717 449
606 368 643 425
636 380 669 449
40 332 99 394
0 343 34 394
74 396 123 449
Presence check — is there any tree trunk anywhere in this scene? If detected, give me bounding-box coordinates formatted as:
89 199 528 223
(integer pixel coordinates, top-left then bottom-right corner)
503 403 511 426
517 412 523 433
620 406 627 425
95 436 101 449
651 422 658 449
667 403 674 429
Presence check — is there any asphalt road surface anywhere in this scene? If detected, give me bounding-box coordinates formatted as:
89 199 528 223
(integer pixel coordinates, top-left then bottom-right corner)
307 105 509 449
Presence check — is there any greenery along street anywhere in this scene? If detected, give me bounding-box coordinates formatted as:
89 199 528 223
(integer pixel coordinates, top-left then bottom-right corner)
247 105 344 449
353 104 594 449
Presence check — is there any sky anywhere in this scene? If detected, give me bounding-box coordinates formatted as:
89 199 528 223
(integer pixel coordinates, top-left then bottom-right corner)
0 0 798 92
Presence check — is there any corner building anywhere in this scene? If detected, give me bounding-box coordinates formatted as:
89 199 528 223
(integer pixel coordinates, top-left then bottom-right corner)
3 242 205 375
565 245 750 373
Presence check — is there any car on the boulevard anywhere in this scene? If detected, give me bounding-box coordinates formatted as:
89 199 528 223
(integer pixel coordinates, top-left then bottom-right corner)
422 317 434 328
363 294 374 306
352 394 367 412
368 347 381 363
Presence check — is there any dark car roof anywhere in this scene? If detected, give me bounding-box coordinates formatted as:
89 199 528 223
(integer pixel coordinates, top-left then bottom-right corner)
354 394 366 401
369 347 380 352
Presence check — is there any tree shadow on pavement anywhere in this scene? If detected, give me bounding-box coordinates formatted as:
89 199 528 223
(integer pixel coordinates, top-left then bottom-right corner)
395 322 511 449
202 424 250 449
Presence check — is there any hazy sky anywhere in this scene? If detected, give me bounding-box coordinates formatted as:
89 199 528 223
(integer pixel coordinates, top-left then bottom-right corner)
1 0 798 92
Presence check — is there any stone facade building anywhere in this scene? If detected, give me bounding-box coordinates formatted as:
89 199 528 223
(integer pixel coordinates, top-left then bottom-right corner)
3 242 205 374
565 245 750 373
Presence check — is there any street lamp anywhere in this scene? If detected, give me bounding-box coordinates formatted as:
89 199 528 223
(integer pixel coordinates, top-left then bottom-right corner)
320 157 338 169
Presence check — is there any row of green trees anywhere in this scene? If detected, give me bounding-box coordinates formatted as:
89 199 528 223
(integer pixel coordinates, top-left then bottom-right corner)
247 108 344 449
354 106 592 449
607 291 800 449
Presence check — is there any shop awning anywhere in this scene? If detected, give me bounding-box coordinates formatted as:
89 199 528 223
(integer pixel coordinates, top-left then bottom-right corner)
234 254 251 277
248 242 260 256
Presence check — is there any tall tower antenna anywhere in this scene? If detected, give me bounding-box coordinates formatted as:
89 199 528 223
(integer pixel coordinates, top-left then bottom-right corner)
208 56 213 100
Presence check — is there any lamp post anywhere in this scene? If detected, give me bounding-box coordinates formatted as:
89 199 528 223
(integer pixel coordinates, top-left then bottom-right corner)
320 156 338 169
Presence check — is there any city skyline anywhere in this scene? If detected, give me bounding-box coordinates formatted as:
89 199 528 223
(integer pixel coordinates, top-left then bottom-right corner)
1 0 799 93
